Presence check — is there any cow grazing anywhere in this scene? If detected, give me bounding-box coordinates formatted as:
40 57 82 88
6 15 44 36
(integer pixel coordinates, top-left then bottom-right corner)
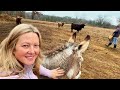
40 32 90 79
58 22 64 28
71 23 85 32
16 16 22 25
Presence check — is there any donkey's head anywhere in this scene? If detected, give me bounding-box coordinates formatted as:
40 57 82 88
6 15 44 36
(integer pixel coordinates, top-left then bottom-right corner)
65 33 90 79
67 32 90 62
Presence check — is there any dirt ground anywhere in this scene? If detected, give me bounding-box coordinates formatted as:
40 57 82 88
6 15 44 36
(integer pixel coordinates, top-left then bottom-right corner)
0 17 120 79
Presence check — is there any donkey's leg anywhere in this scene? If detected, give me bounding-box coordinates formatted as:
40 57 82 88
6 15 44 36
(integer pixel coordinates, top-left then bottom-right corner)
74 62 82 79
74 71 81 79
66 68 74 79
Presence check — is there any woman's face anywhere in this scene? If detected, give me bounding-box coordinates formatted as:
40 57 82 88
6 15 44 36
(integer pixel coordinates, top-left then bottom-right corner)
13 32 40 65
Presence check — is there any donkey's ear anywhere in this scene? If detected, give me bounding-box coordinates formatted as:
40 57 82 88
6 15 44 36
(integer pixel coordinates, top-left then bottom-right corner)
78 35 90 53
68 32 77 43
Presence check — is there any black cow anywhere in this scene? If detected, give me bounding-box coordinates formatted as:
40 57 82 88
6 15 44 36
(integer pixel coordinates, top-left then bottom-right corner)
16 16 22 25
71 23 85 32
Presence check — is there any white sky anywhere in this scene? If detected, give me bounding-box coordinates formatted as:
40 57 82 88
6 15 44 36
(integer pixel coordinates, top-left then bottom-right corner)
40 11 120 25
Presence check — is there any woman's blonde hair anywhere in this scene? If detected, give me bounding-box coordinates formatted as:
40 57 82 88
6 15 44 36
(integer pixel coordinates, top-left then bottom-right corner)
0 24 44 77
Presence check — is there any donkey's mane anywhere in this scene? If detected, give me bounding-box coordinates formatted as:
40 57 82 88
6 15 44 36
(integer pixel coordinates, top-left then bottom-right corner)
43 43 74 57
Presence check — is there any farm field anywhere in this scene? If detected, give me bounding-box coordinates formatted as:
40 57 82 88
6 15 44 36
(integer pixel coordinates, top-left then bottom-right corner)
0 15 120 79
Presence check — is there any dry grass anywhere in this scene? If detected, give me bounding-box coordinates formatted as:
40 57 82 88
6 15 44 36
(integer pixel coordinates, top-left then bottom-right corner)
0 14 15 22
0 16 120 79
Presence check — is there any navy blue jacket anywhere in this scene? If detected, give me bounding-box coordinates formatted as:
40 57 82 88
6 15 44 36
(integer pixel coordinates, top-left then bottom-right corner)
113 28 120 37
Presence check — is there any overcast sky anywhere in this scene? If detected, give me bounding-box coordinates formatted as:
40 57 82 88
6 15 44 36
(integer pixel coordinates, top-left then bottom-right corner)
40 11 120 25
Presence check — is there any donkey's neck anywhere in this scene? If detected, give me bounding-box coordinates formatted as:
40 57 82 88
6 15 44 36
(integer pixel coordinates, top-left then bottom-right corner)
46 44 74 61
42 43 75 69
43 43 74 57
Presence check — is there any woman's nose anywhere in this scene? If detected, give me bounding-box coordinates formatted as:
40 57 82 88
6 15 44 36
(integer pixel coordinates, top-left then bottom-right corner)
28 46 35 54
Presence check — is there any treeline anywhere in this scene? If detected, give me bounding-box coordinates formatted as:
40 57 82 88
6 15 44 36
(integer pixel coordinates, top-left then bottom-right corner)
0 11 26 18
28 12 116 29
0 11 116 29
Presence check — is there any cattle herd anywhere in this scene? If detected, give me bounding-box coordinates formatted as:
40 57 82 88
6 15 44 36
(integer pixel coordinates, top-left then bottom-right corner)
57 22 86 33
15 16 86 32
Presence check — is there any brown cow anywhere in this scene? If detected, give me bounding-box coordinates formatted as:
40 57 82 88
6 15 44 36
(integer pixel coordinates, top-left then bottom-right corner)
58 22 64 28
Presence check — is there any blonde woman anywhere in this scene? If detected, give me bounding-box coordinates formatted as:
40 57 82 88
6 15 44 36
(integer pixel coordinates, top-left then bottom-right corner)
0 24 64 79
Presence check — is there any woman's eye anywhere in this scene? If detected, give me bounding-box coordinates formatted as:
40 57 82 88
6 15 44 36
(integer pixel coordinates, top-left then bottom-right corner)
22 45 29 48
34 45 39 48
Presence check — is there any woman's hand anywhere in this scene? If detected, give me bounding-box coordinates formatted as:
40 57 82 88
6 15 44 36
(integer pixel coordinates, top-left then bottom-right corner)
50 67 65 79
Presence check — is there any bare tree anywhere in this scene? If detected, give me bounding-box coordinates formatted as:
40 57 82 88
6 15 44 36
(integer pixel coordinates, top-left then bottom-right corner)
95 15 112 28
96 16 105 25
16 11 25 18
31 11 43 19
117 17 120 25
